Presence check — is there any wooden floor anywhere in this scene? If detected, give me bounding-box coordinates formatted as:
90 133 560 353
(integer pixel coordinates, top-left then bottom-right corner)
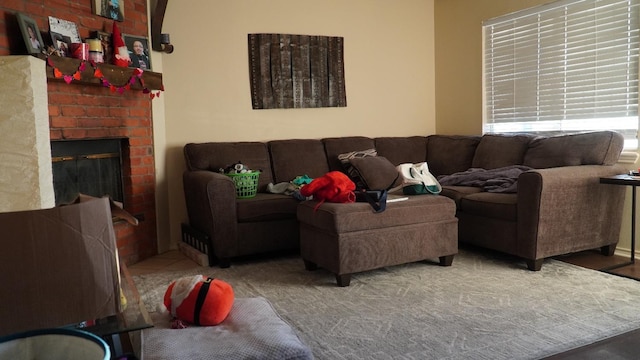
554 250 640 280
130 249 640 359
543 250 639 359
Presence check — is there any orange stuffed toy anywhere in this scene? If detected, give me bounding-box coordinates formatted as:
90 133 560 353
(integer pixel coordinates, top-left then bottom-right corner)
163 275 234 326
300 171 356 207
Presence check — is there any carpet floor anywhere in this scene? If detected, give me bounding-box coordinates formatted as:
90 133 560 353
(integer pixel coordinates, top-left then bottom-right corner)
133 249 640 360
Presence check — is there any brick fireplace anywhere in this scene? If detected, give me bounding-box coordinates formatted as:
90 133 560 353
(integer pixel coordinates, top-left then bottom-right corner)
0 1 158 265
47 79 158 265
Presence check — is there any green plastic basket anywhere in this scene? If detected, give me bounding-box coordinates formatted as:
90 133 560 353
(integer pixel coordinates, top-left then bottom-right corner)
227 171 260 198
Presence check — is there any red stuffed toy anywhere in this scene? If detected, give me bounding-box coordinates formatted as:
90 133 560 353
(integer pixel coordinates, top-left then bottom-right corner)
300 171 356 208
163 275 234 327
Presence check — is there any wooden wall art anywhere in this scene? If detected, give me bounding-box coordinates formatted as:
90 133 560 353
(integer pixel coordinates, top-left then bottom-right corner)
248 33 346 109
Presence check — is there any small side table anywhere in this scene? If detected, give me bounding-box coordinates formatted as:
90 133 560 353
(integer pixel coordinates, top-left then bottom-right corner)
599 174 637 272
66 261 152 358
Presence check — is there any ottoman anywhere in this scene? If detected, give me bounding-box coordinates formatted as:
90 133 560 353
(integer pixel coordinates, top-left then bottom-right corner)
297 194 458 286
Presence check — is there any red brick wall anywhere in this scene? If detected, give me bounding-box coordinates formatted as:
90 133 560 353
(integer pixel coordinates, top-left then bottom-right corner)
0 1 158 265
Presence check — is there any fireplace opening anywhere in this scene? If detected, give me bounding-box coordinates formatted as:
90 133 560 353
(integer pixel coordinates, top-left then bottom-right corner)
51 139 126 206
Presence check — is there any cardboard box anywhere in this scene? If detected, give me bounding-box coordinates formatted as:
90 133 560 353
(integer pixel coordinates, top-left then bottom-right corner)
0 195 121 336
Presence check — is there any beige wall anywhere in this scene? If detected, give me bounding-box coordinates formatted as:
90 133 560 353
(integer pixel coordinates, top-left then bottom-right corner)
434 0 552 135
157 0 435 249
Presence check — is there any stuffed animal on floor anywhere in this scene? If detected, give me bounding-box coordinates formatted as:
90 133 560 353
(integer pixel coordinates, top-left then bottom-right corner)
163 275 234 327
299 171 356 206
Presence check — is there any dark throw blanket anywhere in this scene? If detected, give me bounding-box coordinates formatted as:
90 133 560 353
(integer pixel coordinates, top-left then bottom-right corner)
437 165 533 193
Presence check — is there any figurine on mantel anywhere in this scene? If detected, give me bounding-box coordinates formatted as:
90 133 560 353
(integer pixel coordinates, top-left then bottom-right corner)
111 22 130 67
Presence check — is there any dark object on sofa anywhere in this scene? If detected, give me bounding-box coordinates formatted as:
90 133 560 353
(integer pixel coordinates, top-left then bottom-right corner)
183 131 626 270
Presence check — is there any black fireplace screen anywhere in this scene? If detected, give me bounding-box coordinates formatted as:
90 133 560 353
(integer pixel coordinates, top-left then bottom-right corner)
51 139 124 205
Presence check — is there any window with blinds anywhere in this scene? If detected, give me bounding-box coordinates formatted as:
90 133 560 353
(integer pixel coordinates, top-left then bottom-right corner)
483 0 640 149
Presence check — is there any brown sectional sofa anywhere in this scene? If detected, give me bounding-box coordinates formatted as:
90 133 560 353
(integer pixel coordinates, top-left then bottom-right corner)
183 130 626 271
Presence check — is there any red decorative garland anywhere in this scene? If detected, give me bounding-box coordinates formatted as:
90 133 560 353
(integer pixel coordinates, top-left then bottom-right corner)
46 57 163 99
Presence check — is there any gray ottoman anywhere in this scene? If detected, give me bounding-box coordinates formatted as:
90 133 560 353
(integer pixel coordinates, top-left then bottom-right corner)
297 195 458 286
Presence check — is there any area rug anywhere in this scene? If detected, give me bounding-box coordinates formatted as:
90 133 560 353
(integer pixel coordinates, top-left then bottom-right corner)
133 249 640 360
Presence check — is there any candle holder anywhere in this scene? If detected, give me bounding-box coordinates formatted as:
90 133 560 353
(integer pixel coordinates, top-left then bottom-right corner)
151 0 174 54
159 33 174 53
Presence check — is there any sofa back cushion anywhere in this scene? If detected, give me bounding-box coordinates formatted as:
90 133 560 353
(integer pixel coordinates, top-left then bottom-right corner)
374 136 428 165
322 137 376 171
523 131 624 168
184 142 274 192
426 135 481 176
472 134 535 169
268 139 329 183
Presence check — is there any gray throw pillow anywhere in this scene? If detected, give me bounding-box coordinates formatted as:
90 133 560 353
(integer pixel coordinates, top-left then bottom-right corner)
349 156 400 190
337 148 377 188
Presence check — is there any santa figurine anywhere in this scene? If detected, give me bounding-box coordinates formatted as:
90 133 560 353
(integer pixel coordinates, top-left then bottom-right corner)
111 22 130 67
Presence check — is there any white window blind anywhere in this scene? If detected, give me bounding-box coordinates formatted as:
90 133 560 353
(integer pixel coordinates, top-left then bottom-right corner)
483 0 640 149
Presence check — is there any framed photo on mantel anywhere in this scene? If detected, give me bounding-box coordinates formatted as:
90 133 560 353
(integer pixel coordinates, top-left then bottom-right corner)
47 16 80 58
16 13 45 54
124 34 152 71
48 16 81 43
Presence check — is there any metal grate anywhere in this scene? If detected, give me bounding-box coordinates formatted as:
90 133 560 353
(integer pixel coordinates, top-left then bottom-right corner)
181 223 215 267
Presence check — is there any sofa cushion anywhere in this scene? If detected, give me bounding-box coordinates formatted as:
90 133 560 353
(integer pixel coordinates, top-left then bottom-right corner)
439 185 483 209
349 156 400 190
236 193 300 222
426 135 481 177
323 137 376 171
472 134 535 169
523 131 625 168
459 192 518 221
374 136 428 165
268 139 329 183
184 142 274 192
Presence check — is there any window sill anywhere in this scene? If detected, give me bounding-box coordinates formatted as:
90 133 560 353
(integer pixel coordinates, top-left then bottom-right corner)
618 151 639 164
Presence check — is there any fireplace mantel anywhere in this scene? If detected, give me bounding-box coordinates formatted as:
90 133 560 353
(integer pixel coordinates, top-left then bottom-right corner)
45 55 163 91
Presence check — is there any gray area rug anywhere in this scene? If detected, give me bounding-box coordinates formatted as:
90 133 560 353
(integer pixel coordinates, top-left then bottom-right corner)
133 249 640 359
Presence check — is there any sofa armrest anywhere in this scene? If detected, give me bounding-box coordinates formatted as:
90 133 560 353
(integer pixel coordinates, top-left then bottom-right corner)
517 165 627 260
183 170 238 258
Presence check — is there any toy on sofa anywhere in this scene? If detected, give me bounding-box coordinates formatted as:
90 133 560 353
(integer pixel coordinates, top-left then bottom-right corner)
299 171 356 209
218 161 249 174
163 275 234 327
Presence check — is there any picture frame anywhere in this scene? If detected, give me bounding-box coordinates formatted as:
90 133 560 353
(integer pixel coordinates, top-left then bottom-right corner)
92 31 113 63
124 34 152 71
93 0 124 22
50 32 72 57
48 16 81 44
16 13 45 54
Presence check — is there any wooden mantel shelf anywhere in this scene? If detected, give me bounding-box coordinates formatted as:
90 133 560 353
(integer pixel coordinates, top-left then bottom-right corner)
45 55 163 91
